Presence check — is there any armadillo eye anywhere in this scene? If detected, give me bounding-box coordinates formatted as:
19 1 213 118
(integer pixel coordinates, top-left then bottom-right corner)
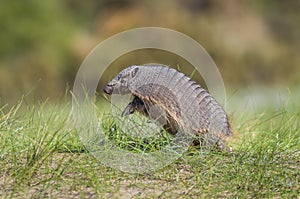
117 74 122 80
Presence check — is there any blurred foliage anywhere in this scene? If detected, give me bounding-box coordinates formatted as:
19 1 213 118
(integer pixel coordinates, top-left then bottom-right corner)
0 0 299 104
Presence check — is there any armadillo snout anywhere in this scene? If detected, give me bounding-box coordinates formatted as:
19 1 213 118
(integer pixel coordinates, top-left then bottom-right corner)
103 85 113 95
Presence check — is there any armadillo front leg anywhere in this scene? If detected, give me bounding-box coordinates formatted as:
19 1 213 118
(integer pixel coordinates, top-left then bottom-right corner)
121 96 146 116
121 96 179 135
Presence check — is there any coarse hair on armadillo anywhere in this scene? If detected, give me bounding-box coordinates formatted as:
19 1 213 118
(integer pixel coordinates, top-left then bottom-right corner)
104 65 232 149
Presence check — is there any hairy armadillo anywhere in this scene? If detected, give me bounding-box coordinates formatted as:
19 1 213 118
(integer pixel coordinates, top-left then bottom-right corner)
104 65 232 150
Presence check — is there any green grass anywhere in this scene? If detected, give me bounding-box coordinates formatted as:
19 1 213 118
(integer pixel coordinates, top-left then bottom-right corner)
101 113 175 152
0 97 299 198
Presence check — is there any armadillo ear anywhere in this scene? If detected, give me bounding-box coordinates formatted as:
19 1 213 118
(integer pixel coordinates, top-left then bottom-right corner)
131 67 139 78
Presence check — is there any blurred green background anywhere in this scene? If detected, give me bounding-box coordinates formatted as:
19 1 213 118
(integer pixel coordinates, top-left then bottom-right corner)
0 0 299 105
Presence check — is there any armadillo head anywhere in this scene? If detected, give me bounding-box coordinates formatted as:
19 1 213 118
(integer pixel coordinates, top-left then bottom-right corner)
103 65 139 95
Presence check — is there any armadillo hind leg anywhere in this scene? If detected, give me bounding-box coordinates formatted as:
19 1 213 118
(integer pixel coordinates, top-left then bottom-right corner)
194 133 228 151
